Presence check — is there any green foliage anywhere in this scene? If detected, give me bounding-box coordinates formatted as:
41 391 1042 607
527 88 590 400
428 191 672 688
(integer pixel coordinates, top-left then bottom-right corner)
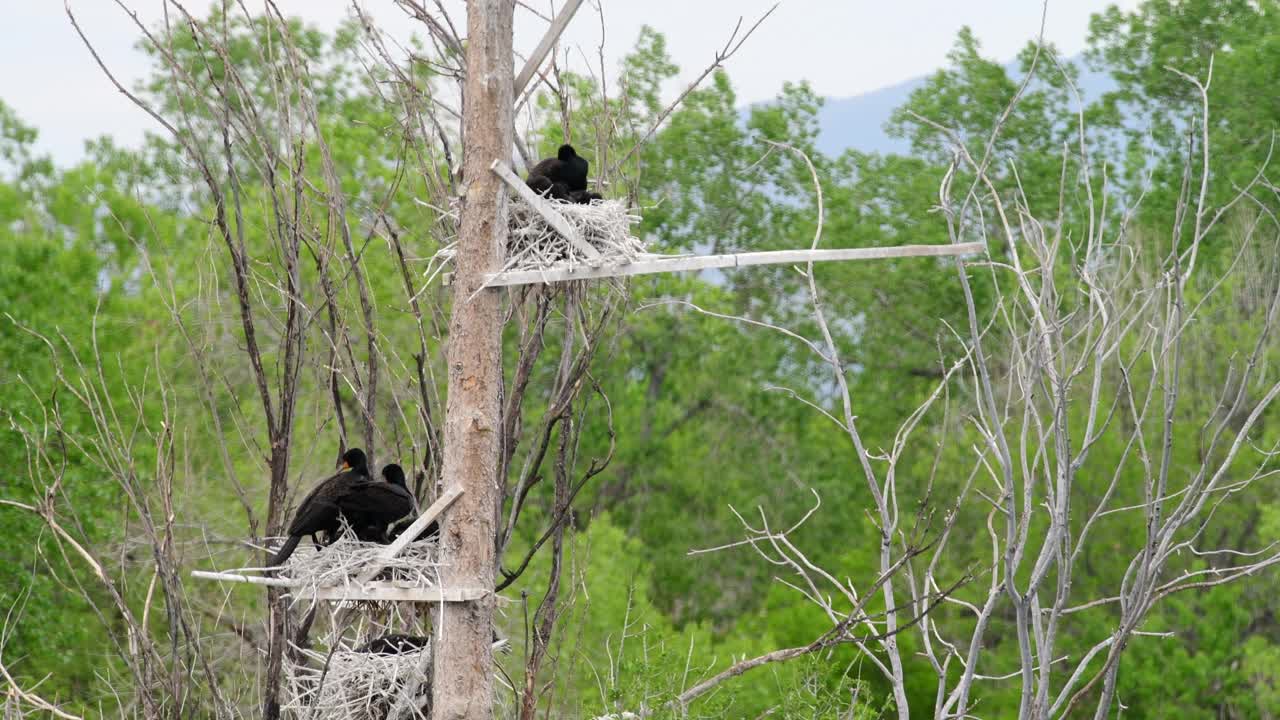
0 117 146 706
1088 0 1280 234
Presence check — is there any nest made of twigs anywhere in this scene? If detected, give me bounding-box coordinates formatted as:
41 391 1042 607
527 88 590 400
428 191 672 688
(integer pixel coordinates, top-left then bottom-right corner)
505 197 644 270
284 643 431 720
427 197 645 284
262 534 442 606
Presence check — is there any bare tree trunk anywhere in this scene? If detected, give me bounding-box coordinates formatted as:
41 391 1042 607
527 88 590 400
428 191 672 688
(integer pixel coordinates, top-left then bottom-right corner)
431 1 514 718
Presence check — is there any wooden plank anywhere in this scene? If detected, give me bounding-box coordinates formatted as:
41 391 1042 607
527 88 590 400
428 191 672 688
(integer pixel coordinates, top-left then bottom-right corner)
354 485 464 584
300 584 488 603
481 242 988 287
513 0 585 96
489 159 601 261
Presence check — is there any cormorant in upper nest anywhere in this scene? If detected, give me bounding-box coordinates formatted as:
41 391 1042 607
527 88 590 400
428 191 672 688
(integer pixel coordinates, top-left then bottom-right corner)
270 447 371 566
346 463 415 542
526 144 602 204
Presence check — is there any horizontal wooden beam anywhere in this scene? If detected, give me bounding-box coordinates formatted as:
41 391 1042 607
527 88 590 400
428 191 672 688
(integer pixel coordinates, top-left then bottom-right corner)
481 242 987 287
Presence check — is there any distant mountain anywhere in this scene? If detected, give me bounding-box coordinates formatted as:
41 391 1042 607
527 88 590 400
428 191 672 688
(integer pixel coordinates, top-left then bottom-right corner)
815 74 918 157
813 55 1119 157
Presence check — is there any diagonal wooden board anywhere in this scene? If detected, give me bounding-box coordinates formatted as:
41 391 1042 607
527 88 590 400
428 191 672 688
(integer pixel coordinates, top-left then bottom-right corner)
514 0 585 97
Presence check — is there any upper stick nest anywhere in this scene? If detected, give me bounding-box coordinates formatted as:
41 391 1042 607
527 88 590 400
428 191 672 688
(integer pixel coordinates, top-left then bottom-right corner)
504 197 645 271
253 535 442 606
428 197 645 283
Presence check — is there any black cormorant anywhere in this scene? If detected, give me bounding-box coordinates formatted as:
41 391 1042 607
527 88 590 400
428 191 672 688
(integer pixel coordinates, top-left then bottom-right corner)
346 463 415 543
270 447 370 566
526 144 602 204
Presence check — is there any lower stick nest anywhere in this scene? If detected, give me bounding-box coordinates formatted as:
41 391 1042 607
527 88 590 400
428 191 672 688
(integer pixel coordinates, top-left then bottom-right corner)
284 642 432 720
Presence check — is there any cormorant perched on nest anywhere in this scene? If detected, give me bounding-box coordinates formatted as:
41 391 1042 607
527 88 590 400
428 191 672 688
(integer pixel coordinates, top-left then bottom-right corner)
270 445 371 563
270 447 371 566
526 144 602 204
347 464 415 543
272 455 416 565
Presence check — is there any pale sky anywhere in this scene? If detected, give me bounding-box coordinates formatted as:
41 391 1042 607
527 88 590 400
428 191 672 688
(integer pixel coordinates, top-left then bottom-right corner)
2 0 1138 166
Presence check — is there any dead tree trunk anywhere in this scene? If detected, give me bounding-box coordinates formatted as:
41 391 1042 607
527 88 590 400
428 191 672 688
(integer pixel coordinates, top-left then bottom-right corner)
431 1 514 718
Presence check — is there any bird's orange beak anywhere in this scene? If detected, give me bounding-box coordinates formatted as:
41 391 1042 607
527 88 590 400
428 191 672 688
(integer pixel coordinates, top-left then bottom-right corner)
339 461 350 470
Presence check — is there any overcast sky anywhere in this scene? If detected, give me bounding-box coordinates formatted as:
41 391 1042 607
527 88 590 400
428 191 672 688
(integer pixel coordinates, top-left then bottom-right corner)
3 0 1137 166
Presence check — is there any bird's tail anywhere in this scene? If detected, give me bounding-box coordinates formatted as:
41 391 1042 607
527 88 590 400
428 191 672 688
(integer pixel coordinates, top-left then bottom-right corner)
271 534 301 567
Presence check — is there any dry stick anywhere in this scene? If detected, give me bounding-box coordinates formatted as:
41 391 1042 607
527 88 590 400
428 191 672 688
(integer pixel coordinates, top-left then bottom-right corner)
382 219 445 481
498 312 617 564
0 499 163 715
513 0 584 96
500 295 553 499
490 160 601 260
395 0 465 57
519 421 572 720
599 571 959 720
0 658 84 720
191 571 301 588
500 380 616 594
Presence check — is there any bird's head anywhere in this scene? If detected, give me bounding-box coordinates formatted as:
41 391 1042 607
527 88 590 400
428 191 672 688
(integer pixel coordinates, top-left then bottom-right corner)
338 447 368 472
382 463 407 488
557 144 577 161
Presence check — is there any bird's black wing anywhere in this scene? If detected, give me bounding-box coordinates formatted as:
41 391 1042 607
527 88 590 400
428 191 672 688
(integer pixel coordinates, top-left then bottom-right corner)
527 175 573 201
284 468 362 536
337 481 414 523
527 157 563 182
569 189 602 204
286 496 341 537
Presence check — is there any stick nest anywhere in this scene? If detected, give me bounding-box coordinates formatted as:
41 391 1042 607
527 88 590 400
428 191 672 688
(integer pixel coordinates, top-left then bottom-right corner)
268 536 442 604
505 197 644 270
284 643 431 720
430 197 644 281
